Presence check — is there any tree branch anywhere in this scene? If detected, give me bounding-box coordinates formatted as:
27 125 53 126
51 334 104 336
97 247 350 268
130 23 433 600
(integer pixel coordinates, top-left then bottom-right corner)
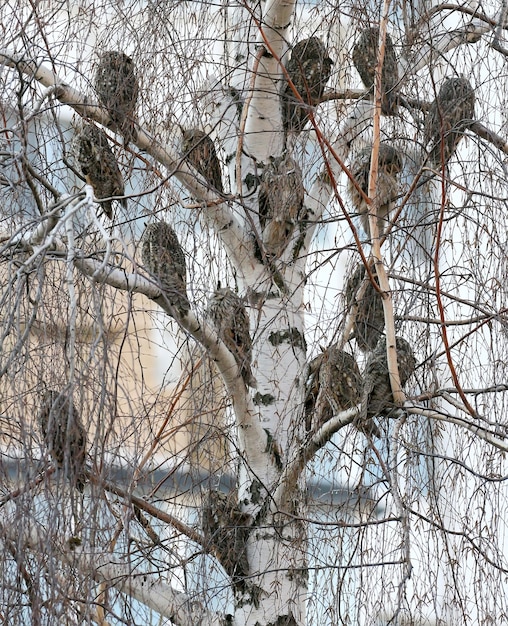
412 3 508 33
272 405 361 510
0 49 248 269
405 405 508 451
470 121 508 155
301 99 375 255
75 256 270 466
0 522 223 626
401 21 488 75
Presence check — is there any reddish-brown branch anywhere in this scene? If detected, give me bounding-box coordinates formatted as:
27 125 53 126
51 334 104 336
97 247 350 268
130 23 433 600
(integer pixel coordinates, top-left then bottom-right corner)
433 186 478 419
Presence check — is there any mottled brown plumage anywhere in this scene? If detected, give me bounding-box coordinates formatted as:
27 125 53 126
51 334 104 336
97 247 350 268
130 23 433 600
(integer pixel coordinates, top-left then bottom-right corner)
424 76 475 166
258 154 304 256
181 129 224 193
347 143 403 237
201 489 250 590
75 122 126 219
38 390 87 491
345 264 385 353
141 221 190 315
94 51 139 145
305 346 362 432
207 287 255 388
358 335 416 436
281 37 333 132
352 27 399 115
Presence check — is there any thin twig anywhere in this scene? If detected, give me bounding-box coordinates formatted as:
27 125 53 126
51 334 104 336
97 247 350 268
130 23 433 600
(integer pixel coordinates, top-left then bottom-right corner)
433 185 480 419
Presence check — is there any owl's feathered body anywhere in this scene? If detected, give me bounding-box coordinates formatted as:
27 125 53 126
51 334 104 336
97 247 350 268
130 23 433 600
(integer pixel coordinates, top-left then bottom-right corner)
348 143 403 237
207 288 255 388
182 129 224 193
352 27 399 115
281 37 333 132
424 76 475 166
305 346 362 432
358 335 416 435
258 154 304 256
94 51 139 145
38 390 87 491
201 490 250 589
75 122 126 219
345 264 385 353
141 222 190 315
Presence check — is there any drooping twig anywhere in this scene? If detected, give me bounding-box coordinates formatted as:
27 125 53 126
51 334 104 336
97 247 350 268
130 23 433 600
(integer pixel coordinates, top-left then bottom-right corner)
0 49 247 268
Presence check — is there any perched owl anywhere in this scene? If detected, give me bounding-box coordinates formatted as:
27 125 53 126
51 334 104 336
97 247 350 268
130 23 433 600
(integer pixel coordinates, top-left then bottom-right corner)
345 263 385 353
258 154 304 256
424 76 475 166
347 143 403 237
201 489 250 589
140 221 190 315
94 51 139 145
181 129 224 193
281 37 334 132
352 27 399 115
74 122 126 219
358 335 416 436
38 390 87 491
207 287 255 388
305 346 363 432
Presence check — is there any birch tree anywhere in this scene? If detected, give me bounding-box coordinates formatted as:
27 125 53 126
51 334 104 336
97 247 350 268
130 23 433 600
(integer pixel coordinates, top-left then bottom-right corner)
1 0 508 625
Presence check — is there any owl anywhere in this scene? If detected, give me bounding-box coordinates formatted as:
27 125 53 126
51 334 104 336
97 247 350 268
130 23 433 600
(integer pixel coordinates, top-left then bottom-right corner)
140 221 190 315
258 154 304 256
94 51 139 145
74 122 126 219
207 287 255 388
305 346 363 432
201 489 250 589
281 37 334 132
347 142 403 238
345 263 385 353
358 335 416 436
181 129 224 193
38 390 87 491
352 27 399 115
424 76 475 166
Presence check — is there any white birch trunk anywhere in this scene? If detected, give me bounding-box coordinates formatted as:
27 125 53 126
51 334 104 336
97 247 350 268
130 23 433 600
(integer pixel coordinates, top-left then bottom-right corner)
0 1 505 624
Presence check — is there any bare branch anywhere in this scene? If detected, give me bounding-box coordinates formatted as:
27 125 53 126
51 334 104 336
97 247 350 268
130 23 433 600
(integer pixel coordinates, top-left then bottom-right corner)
272 405 360 509
412 3 508 32
471 121 508 155
0 522 223 626
406 405 508 451
0 49 248 268
401 22 488 75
